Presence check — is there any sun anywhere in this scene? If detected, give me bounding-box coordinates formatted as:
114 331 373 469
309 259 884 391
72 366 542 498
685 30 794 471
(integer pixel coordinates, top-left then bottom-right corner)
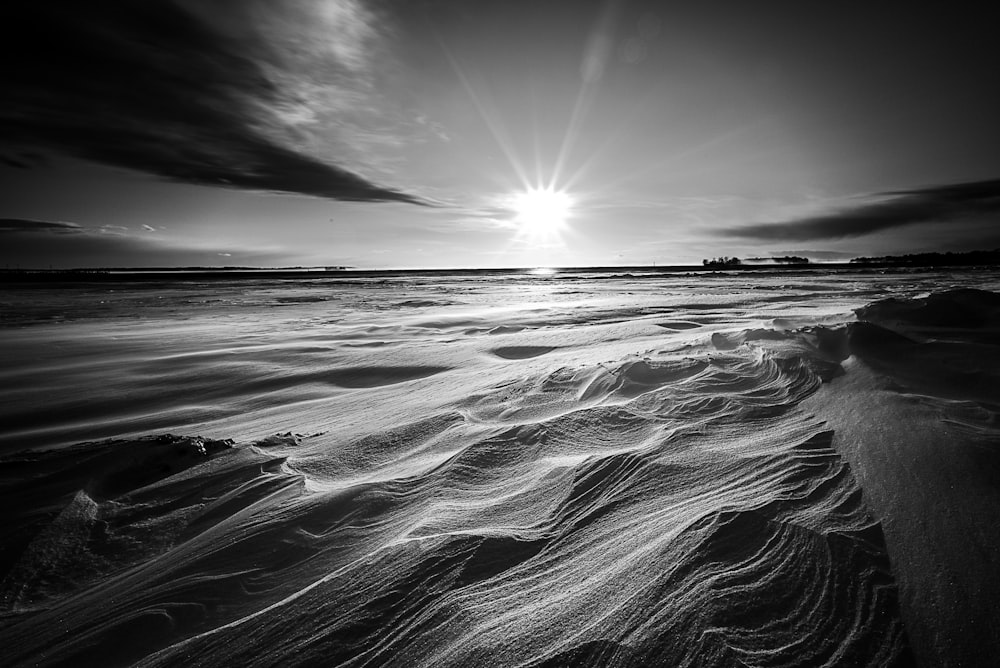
511 188 572 235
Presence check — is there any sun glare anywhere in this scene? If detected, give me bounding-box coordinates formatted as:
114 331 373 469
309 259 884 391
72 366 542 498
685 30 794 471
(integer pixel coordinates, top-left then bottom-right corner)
512 188 572 235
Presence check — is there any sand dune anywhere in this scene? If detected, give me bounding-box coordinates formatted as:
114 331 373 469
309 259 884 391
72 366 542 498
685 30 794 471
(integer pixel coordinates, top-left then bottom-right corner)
2 269 999 666
809 287 1000 668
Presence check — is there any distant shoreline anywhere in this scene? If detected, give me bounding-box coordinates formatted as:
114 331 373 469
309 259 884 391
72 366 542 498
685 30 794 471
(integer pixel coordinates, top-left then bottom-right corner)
3 261 1000 283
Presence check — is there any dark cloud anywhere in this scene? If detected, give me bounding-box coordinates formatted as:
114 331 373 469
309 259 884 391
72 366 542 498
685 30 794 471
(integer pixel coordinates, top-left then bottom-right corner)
0 1 426 204
0 218 82 233
0 218 282 269
0 152 45 169
719 178 1000 241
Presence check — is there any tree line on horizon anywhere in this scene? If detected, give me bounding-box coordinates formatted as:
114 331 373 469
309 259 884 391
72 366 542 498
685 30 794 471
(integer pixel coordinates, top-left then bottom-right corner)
850 249 1000 266
702 256 810 267
702 256 743 267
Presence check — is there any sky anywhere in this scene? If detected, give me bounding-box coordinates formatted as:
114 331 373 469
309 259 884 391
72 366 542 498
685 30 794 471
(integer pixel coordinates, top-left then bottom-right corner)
2 0 999 269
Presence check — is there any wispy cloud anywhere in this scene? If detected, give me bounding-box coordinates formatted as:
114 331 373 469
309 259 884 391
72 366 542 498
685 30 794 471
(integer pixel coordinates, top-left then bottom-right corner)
0 218 82 234
0 217 283 268
718 178 1000 241
1 0 427 204
0 151 45 169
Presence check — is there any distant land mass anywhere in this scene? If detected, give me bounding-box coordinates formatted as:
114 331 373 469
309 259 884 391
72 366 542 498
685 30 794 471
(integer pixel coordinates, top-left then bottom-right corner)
704 249 1000 269
729 256 812 266
753 256 811 264
3 249 1000 282
850 249 1000 266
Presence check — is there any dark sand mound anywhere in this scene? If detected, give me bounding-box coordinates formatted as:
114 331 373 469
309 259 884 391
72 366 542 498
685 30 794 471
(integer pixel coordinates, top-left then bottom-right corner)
0 436 238 614
855 287 1000 341
808 288 1000 668
0 434 305 666
654 320 702 330
490 345 558 360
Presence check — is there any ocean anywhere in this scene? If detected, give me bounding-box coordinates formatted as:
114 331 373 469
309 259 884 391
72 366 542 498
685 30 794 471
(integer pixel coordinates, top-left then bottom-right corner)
2 267 999 667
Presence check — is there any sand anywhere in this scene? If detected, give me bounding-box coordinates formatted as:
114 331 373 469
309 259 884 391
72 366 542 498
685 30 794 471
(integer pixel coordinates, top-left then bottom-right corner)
1 268 999 666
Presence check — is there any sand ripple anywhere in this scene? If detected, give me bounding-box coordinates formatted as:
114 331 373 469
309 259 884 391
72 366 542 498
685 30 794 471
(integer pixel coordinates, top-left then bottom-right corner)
0 323 916 667
8 276 1000 665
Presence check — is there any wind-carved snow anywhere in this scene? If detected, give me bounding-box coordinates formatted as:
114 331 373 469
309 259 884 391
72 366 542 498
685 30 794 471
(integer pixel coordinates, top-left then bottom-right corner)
2 270 1000 666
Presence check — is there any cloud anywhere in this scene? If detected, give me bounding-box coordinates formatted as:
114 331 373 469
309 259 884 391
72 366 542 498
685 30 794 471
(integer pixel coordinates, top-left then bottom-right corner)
0 218 283 269
0 218 81 233
142 224 157 232
0 151 45 169
718 178 1000 241
0 0 426 204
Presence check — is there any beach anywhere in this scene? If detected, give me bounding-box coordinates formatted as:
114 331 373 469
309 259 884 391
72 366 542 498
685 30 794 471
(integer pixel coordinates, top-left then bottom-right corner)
2 267 999 666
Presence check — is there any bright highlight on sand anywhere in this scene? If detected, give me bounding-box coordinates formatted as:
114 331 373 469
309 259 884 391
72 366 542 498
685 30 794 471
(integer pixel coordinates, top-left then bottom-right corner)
512 187 572 236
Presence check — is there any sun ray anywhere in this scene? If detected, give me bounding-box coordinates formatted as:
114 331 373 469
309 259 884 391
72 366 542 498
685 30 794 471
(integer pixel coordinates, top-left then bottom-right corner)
551 0 622 188
434 34 532 191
